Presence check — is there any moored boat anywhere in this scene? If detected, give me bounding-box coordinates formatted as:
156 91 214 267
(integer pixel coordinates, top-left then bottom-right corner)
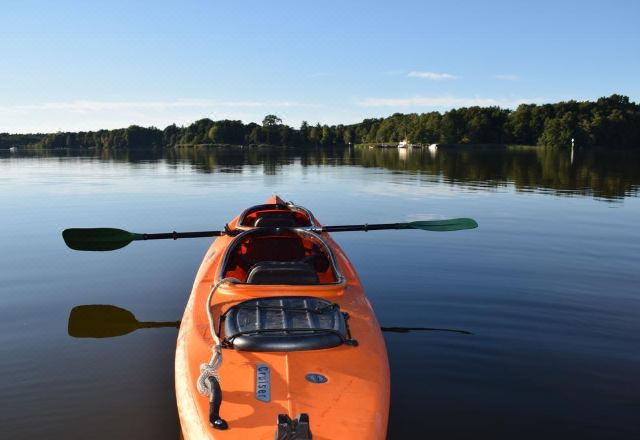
175 196 390 439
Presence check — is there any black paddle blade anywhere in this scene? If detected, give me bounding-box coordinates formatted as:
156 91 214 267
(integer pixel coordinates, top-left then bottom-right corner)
62 228 141 251
68 304 139 338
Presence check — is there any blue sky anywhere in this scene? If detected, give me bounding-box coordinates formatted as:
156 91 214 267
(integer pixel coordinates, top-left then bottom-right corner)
1 0 639 133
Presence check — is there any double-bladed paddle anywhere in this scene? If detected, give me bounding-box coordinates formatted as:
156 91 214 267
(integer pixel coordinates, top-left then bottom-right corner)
68 305 471 339
62 218 478 251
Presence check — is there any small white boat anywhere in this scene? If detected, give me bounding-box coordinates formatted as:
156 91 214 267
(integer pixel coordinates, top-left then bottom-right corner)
9 147 17 153
427 143 438 151
397 139 410 149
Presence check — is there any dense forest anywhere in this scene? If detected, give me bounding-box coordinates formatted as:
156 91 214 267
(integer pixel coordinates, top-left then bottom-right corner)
0 133 45 150
3 95 639 150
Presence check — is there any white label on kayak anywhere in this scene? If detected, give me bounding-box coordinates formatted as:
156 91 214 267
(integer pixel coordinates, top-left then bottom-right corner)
255 363 270 402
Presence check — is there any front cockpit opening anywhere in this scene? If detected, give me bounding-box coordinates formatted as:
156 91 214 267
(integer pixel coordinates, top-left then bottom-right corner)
221 229 339 284
238 204 313 228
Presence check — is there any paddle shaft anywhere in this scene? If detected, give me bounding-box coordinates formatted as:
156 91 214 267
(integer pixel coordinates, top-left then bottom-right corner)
320 223 411 232
137 321 468 334
138 230 223 240
130 220 470 240
381 326 472 335
137 320 181 329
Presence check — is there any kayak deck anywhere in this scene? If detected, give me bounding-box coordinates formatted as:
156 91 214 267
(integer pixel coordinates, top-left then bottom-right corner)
176 197 390 439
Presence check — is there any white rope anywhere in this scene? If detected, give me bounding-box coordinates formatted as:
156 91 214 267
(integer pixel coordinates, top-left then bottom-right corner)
196 277 239 396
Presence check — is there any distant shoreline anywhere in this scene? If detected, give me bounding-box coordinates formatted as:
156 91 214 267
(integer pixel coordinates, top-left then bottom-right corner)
5 144 638 154
2 94 638 151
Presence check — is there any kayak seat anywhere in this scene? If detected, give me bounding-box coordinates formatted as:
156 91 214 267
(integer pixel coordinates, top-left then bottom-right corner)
223 297 347 352
254 212 298 227
242 237 306 263
222 230 338 284
247 261 319 285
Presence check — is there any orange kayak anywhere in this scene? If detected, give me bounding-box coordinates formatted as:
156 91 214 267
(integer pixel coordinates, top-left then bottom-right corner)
175 196 390 439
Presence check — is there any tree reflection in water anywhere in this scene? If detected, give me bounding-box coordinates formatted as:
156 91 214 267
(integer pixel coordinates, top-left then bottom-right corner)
3 145 638 200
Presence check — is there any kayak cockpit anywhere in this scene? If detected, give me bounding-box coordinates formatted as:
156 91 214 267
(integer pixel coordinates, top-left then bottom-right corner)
237 203 314 228
220 228 341 284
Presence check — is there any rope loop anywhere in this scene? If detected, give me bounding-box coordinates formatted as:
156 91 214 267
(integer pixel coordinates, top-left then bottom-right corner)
196 277 240 396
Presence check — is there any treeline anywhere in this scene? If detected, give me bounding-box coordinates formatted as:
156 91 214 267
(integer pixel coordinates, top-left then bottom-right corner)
351 94 640 148
7 94 640 150
0 132 44 149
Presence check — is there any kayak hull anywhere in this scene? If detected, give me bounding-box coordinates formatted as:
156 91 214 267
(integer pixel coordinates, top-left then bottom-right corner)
176 197 390 439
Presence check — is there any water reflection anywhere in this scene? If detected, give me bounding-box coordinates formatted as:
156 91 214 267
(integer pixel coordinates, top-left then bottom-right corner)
3 145 639 200
67 303 473 339
354 146 640 200
2 146 639 439
68 305 179 338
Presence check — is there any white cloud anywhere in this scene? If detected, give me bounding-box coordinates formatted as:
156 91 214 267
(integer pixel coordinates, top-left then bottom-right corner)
0 99 325 133
494 74 521 81
408 71 459 80
357 96 542 109
0 99 306 115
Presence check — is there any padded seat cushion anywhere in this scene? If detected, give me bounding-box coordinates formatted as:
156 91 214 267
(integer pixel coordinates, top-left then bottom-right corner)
223 297 347 352
247 261 319 285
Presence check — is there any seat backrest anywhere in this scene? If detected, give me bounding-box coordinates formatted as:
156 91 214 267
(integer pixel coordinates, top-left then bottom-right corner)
245 237 306 262
254 212 298 227
223 296 347 352
246 261 319 285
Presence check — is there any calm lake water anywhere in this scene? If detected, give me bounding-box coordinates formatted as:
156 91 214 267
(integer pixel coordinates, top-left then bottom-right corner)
1 145 639 439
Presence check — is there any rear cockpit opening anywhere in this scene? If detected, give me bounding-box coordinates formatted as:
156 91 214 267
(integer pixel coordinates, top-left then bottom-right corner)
238 204 313 228
221 229 339 284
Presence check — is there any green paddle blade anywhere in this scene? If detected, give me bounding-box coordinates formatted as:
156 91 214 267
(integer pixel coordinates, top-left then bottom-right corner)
68 305 139 338
401 218 478 232
62 228 142 251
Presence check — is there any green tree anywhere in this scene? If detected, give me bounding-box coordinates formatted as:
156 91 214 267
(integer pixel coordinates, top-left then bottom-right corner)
308 124 321 145
320 125 334 145
262 114 283 127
